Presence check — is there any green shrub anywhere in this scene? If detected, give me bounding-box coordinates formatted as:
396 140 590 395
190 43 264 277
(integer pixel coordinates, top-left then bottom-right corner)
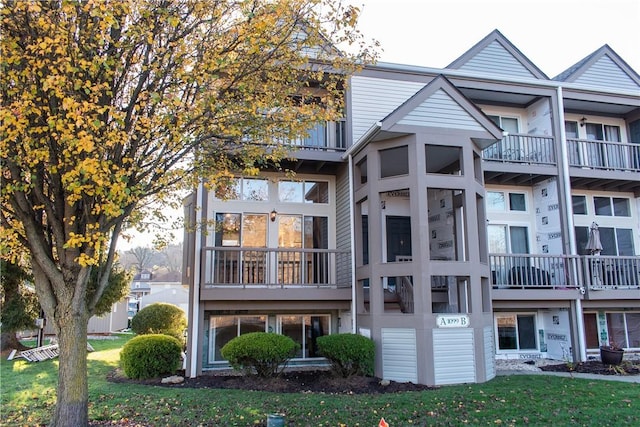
221 332 299 377
120 334 182 379
317 333 375 377
131 302 187 343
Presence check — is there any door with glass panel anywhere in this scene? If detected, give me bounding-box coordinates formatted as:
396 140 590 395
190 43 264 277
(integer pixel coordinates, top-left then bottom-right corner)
276 215 328 285
585 123 623 168
487 116 520 160
214 213 267 284
488 225 530 286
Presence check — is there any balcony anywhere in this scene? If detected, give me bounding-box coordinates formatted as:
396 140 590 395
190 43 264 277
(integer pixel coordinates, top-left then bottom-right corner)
490 254 640 295
483 134 556 165
201 247 350 289
288 120 347 151
567 138 640 172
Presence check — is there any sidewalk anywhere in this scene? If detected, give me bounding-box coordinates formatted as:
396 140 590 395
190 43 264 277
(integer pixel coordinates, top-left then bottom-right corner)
497 369 640 383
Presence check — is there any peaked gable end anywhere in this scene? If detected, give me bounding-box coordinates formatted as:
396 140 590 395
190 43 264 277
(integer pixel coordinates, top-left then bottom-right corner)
554 45 640 92
447 30 548 80
381 75 503 144
397 89 483 131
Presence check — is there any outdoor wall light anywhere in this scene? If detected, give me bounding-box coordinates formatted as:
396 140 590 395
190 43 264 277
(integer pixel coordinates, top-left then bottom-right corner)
580 117 588 127
270 209 277 222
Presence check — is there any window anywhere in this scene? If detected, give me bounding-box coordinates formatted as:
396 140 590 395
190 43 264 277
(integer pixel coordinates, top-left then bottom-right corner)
380 146 408 178
496 314 537 351
584 312 640 349
508 193 526 211
488 225 529 254
572 195 587 215
278 315 330 358
487 191 527 212
575 226 635 256
209 316 267 362
279 180 328 203
586 123 620 142
487 191 505 211
564 121 578 138
242 179 268 201
594 197 630 217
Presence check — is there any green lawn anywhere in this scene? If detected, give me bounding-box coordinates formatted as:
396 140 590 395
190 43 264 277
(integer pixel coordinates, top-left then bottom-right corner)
2 334 638 426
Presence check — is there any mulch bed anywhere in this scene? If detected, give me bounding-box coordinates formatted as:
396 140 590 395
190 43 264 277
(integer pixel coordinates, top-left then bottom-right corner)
107 368 436 394
539 359 640 375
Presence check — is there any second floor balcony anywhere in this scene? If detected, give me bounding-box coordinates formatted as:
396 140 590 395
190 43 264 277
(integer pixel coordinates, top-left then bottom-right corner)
490 253 640 298
289 120 347 151
483 134 556 165
567 138 640 172
201 247 350 289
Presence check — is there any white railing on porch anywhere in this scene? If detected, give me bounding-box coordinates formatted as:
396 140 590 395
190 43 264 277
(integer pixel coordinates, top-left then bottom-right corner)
567 138 640 172
202 247 350 288
288 120 347 150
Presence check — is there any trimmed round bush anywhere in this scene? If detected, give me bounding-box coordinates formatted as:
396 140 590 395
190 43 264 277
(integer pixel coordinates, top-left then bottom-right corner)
120 334 182 379
221 332 299 377
131 302 187 343
317 333 375 377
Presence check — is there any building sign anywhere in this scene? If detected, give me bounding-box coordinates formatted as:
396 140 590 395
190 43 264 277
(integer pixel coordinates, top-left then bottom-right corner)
436 314 470 328
386 190 410 198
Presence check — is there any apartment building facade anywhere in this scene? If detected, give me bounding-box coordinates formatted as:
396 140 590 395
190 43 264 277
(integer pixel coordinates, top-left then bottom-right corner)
183 30 640 386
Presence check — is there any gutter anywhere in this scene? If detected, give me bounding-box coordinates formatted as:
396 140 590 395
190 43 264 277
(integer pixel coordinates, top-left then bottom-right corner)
342 121 382 160
368 62 640 98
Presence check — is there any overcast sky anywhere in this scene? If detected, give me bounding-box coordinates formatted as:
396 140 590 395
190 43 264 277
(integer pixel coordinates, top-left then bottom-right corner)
355 0 640 78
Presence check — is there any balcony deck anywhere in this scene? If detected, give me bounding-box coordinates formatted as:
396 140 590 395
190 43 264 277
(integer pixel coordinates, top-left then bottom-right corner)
490 253 640 300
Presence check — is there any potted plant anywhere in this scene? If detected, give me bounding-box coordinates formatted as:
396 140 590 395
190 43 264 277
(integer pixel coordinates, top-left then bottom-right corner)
600 342 624 366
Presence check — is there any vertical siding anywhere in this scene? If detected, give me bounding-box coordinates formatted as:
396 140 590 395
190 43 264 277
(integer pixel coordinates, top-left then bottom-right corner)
573 55 640 92
381 328 418 383
484 326 496 380
397 89 484 131
457 41 537 79
335 165 352 287
351 76 424 142
433 328 476 385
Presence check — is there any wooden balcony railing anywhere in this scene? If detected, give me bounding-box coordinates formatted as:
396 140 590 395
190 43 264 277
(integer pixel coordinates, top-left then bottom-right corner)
482 134 556 165
567 138 640 172
202 247 350 288
490 254 640 291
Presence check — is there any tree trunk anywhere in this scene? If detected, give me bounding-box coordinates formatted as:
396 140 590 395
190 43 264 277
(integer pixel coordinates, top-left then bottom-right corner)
0 331 30 352
51 315 90 427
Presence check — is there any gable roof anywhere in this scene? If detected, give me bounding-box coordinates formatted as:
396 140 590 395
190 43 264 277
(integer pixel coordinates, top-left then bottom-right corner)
447 29 548 80
349 75 503 152
553 45 640 92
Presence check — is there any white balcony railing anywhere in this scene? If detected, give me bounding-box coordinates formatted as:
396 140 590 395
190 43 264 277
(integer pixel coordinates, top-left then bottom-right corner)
567 138 640 172
289 120 347 151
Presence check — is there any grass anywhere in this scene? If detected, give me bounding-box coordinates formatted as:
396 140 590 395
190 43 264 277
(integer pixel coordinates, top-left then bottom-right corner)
2 334 639 426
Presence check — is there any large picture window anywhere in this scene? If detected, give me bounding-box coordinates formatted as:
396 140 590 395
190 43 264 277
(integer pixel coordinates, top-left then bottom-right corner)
496 314 537 351
209 316 267 362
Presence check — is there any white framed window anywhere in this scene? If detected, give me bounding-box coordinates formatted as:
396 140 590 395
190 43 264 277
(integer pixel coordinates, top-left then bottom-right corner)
486 191 527 212
495 313 537 351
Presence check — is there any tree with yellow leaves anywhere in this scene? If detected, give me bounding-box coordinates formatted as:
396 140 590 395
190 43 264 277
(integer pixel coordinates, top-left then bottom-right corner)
0 1 376 425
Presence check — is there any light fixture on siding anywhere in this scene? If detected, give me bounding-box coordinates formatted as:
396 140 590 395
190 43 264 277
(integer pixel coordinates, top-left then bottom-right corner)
270 209 277 222
580 117 588 127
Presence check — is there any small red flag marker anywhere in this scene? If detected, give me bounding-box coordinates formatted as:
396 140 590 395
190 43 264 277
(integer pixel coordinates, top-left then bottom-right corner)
379 418 389 427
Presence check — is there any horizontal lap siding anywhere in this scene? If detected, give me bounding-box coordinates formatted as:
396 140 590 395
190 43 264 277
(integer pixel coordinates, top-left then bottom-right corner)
335 167 352 287
381 328 418 383
433 328 476 385
351 76 424 142
458 41 536 79
484 326 496 379
398 89 484 131
573 55 640 92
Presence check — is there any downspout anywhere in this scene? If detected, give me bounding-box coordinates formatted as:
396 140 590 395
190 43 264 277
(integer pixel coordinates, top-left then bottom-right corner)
556 86 586 362
189 181 204 378
348 154 357 333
